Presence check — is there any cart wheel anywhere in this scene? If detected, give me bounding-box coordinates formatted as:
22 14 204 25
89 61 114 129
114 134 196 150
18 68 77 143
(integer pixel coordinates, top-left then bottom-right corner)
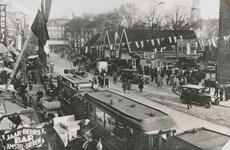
83 73 88 78
204 101 211 108
212 99 219 105
181 97 186 104
133 77 139 83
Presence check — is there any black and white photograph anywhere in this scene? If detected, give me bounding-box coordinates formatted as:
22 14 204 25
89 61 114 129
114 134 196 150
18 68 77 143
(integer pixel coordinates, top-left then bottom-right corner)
0 0 229 149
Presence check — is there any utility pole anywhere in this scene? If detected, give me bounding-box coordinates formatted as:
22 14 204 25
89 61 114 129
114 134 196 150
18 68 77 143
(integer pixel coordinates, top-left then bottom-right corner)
218 0 230 82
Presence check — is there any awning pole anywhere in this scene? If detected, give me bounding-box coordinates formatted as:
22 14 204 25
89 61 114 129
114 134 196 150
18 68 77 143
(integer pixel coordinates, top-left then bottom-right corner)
1 34 31 107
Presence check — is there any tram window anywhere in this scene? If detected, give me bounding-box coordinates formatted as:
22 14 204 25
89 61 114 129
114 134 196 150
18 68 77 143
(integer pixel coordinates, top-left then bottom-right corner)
113 121 125 141
89 104 96 120
95 108 104 127
104 112 115 132
151 135 159 147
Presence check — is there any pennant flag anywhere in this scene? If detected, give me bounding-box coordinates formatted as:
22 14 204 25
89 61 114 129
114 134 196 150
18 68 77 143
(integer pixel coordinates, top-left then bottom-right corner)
223 37 226 45
85 46 88 53
212 38 217 48
31 0 52 65
151 39 154 46
180 35 183 41
164 47 166 50
195 42 198 50
194 49 196 55
201 40 205 48
174 36 177 43
154 48 157 53
141 41 144 48
135 41 139 48
186 43 190 55
169 37 172 43
171 45 175 51
110 44 113 50
115 31 120 45
160 47 163 53
157 38 160 45
208 39 212 51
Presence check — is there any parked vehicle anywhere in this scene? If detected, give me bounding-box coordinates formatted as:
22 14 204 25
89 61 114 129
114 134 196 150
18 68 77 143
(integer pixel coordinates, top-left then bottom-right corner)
26 55 39 70
96 61 108 74
120 69 150 84
180 84 219 108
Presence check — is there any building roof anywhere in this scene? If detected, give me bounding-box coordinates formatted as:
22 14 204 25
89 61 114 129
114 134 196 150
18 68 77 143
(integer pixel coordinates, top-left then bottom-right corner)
121 29 201 52
85 33 101 46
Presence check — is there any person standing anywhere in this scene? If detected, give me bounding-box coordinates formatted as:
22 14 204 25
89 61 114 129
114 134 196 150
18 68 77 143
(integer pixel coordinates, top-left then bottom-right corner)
127 80 131 93
186 90 192 109
224 81 230 101
113 72 118 84
219 83 224 101
122 79 127 93
105 76 109 88
214 81 219 97
138 78 144 92
36 89 44 106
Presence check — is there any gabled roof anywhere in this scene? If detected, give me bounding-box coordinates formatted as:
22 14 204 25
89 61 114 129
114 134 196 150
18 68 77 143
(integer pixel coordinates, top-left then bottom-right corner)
105 30 122 45
121 29 201 52
85 33 101 46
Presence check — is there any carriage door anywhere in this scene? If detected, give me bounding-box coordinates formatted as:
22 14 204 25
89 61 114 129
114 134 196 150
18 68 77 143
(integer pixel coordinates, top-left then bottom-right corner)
74 93 86 120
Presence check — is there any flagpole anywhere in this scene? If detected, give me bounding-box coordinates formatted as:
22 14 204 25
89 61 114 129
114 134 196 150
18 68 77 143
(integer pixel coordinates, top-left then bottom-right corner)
0 33 32 106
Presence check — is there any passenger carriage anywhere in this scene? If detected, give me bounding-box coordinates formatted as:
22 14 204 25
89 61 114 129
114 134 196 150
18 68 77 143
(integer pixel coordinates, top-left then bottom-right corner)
84 90 178 150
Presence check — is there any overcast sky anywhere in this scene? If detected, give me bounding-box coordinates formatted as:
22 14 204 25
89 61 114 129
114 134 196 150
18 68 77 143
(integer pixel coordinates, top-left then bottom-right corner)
7 0 219 25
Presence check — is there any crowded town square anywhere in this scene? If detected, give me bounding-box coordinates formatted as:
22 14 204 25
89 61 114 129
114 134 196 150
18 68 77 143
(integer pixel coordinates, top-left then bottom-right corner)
0 0 230 149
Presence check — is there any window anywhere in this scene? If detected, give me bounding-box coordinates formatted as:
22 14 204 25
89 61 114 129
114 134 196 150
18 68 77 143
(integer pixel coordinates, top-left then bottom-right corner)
104 112 115 133
95 108 104 127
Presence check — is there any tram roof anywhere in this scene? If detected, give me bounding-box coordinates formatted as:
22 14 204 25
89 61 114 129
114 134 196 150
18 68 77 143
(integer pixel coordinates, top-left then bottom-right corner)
59 74 92 84
167 127 230 150
84 90 177 134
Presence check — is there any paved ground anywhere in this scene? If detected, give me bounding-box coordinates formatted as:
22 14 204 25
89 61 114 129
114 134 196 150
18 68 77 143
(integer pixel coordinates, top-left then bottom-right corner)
48 52 230 135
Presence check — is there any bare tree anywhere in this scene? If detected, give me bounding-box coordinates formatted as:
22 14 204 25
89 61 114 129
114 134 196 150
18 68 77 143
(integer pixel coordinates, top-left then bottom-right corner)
164 5 194 30
143 2 162 30
122 3 140 29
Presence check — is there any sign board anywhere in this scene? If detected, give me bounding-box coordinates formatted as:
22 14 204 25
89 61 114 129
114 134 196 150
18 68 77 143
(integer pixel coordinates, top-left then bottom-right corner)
0 5 6 45
4 127 43 150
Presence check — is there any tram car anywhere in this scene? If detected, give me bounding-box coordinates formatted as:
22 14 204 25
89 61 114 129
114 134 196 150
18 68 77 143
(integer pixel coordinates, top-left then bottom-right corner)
84 90 178 150
167 127 230 150
57 73 93 119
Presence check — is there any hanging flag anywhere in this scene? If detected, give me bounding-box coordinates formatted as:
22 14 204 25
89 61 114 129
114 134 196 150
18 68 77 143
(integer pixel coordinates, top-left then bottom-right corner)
135 41 139 48
141 41 144 48
31 0 52 65
180 35 183 41
114 31 119 45
160 47 163 53
85 46 88 53
164 47 166 50
195 42 198 51
223 36 227 45
110 44 113 50
186 43 190 55
169 37 172 43
171 45 175 51
151 39 154 46
146 39 149 43
157 38 160 45
122 43 125 46
154 48 157 53
194 49 197 55
208 39 212 51
174 36 177 43
201 40 205 48
161 38 164 41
